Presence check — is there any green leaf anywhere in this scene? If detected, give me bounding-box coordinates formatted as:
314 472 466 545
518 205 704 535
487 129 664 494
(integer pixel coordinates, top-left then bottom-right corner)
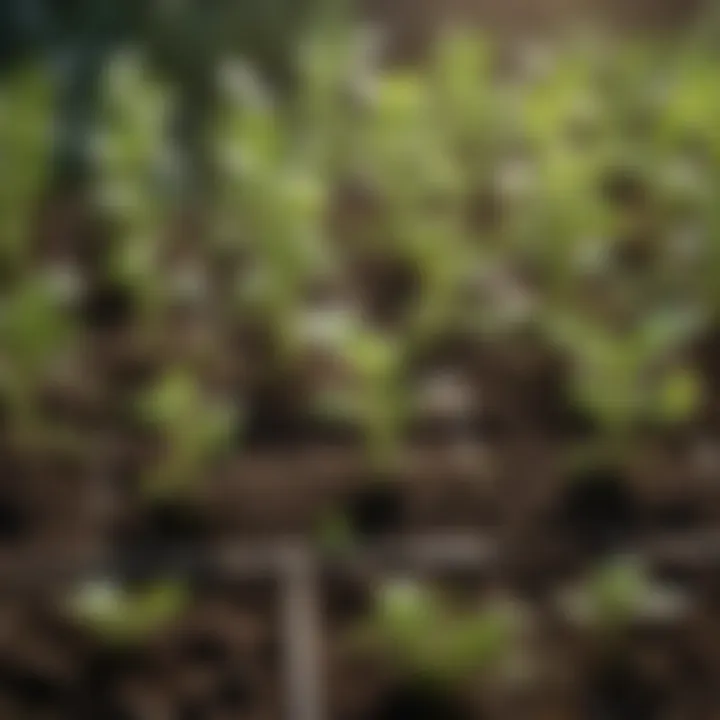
656 367 701 424
70 580 187 644
140 369 201 430
0 280 70 375
367 581 516 683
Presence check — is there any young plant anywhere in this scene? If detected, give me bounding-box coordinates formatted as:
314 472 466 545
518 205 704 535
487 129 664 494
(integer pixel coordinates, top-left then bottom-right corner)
558 555 688 637
0 274 75 441
355 579 520 686
94 50 174 326
311 323 408 472
215 60 336 360
0 65 52 273
542 305 704 444
351 62 477 342
294 5 378 170
68 578 187 645
138 367 237 498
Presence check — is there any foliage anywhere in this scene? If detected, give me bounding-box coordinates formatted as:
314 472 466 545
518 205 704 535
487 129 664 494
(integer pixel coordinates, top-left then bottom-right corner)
543 306 704 433
356 579 519 685
0 272 75 440
560 555 688 633
95 50 173 321
0 66 51 270
138 367 236 496
2 18 720 482
68 578 187 644
2 6 720 659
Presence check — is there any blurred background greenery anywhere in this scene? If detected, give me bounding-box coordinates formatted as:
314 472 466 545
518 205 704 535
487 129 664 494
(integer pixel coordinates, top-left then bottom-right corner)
3 2 720 715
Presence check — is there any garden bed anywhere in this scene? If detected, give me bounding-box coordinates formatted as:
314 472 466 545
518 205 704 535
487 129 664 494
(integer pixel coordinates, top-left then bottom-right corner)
2 3 720 717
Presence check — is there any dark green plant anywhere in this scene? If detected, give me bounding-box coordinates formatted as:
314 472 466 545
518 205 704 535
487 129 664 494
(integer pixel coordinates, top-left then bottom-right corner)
0 275 75 441
0 66 52 271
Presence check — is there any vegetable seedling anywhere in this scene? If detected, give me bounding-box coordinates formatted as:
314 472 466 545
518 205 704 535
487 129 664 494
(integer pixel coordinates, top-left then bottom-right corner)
354 579 520 686
0 274 75 441
0 66 52 272
312 324 409 473
68 578 187 645
138 367 237 498
558 555 688 639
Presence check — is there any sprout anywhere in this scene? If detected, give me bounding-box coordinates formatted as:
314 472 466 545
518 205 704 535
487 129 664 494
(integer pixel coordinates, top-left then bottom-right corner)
0 276 74 436
0 67 52 269
331 327 408 471
93 50 175 329
357 579 520 685
139 368 237 497
558 556 689 633
657 367 702 425
69 579 187 644
542 307 705 437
